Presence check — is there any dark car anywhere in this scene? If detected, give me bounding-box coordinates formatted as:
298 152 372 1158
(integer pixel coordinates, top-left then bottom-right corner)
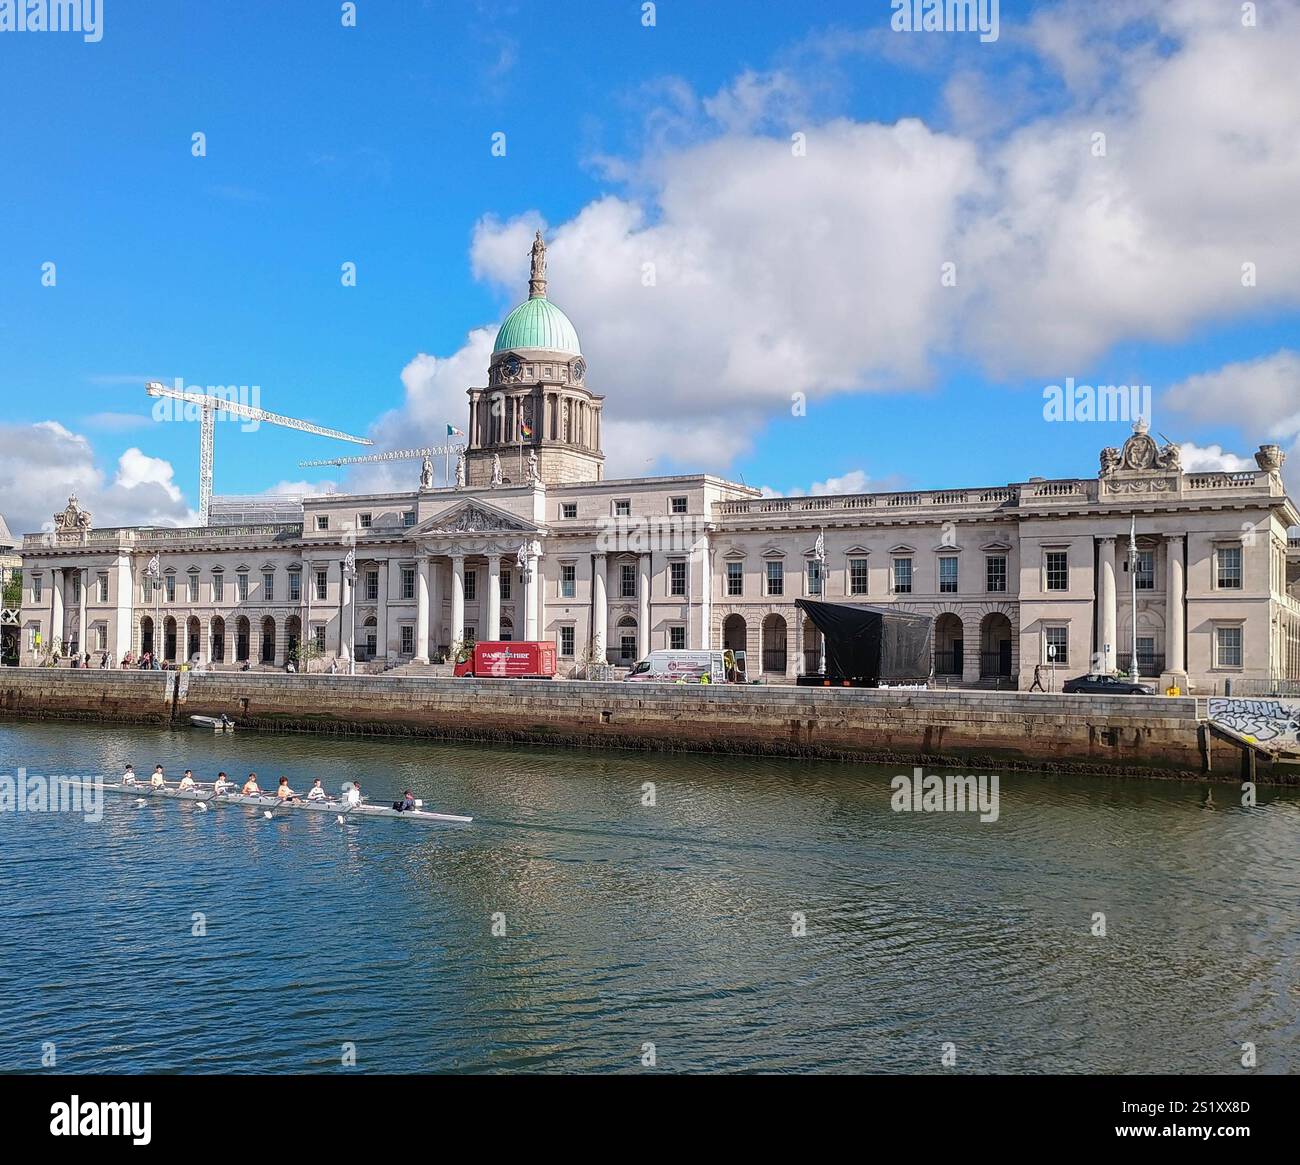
1061 673 1155 695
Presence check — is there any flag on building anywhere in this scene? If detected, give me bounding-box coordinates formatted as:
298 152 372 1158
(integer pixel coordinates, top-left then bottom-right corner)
520 418 534 439
447 423 465 438
814 531 826 564
146 555 161 577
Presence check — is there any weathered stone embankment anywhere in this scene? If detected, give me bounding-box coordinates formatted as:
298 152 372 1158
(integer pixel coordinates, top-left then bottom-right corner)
0 667 1256 780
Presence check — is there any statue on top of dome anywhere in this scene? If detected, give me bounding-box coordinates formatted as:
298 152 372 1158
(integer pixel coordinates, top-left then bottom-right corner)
529 230 547 299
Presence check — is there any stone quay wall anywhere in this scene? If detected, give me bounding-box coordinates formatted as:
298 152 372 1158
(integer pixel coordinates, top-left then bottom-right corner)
0 668 1231 779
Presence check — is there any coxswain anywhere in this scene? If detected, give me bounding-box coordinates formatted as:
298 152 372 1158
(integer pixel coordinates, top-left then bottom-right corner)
212 772 234 796
122 764 137 785
275 776 299 802
150 766 167 789
241 773 262 796
178 770 197 791
306 779 327 802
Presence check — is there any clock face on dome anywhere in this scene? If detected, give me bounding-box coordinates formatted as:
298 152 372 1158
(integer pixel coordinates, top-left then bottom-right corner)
501 355 522 380
572 357 586 381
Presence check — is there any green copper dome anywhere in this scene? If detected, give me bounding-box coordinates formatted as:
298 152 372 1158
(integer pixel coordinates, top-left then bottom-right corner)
492 295 581 355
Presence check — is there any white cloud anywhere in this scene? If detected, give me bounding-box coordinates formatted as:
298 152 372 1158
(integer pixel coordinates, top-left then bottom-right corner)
0 423 197 536
760 468 876 498
1163 350 1300 438
1175 443 1255 474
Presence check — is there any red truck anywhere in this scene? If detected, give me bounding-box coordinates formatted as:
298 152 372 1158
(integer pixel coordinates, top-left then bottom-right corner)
453 640 557 679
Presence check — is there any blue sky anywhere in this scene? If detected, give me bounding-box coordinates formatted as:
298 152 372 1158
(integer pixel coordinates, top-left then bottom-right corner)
1 0 1298 533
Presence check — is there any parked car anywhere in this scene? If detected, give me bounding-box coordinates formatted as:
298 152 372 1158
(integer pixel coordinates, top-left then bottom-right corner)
1061 673 1155 695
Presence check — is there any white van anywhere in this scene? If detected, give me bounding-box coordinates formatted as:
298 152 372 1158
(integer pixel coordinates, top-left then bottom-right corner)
624 649 732 684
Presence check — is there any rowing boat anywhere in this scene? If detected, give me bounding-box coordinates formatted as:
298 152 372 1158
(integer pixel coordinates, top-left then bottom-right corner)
92 780 472 825
190 715 235 732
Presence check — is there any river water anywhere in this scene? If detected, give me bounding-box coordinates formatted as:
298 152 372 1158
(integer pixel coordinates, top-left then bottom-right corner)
0 719 1296 1074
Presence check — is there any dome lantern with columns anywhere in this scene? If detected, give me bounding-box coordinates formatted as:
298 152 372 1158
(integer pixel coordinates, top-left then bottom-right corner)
464 232 604 487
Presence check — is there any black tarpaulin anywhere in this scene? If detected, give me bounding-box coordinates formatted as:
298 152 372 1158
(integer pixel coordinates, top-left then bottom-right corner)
795 599 933 683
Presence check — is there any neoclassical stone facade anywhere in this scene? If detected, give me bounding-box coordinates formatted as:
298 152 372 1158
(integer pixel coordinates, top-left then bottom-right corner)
14 241 1300 693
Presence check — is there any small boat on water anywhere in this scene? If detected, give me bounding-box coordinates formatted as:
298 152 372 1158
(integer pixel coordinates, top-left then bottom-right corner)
92 780 472 826
190 715 235 732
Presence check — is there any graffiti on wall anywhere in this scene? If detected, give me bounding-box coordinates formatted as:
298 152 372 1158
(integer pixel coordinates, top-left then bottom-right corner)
1207 698 1300 749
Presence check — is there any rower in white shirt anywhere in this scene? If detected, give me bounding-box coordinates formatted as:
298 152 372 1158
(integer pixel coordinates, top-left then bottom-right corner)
178 770 197 791
121 765 137 785
344 781 363 808
307 779 327 802
212 772 234 796
150 766 167 789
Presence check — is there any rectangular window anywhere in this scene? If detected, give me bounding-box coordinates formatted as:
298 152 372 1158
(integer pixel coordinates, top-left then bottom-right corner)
401 568 415 601
401 625 414 655
938 556 958 594
766 561 784 596
849 558 869 595
670 560 687 596
365 570 379 601
142 578 153 603
465 570 477 602
263 572 275 601
1044 625 1069 666
670 496 688 514
164 576 175 603
72 574 81 603
1215 625 1243 668
1045 551 1068 591
621 563 636 599
561 502 578 519
313 625 326 652
560 626 575 657
615 500 631 517
358 512 372 528
807 560 823 595
213 575 224 603
403 511 415 528
237 574 249 602
97 574 109 602
1134 550 1155 590
95 625 107 650
500 570 512 601
986 556 1007 593
316 515 328 530
892 558 912 594
288 572 301 602
670 626 686 650
315 570 328 601
1217 546 1242 589
727 561 743 596
32 576 42 603
561 564 576 599
187 575 199 603
1136 636 1156 668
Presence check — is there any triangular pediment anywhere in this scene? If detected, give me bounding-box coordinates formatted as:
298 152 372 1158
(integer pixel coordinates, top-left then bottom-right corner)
413 497 538 537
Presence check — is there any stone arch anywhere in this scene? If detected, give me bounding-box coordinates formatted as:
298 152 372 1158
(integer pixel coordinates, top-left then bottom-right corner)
761 612 787 674
186 615 202 664
934 612 964 676
613 614 637 664
978 611 1013 678
235 615 251 663
260 616 276 665
139 614 155 658
210 615 226 664
162 615 178 663
285 615 302 663
801 615 823 675
722 613 746 653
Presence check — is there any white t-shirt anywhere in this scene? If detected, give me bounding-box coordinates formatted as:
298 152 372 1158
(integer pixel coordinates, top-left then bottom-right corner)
307 786 326 801
345 787 362 807
179 776 195 790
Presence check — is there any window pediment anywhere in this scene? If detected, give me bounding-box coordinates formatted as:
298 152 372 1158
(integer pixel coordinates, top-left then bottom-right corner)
888 544 915 555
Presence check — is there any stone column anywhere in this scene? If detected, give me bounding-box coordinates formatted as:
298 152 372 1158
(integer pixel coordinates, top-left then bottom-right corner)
338 563 352 662
637 553 651 658
451 555 466 645
592 553 607 662
77 568 89 658
114 553 132 663
51 568 64 657
1097 536 1118 673
429 557 442 656
790 609 803 680
524 553 540 641
1163 534 1187 687
698 543 711 651
487 554 502 641
376 557 389 663
415 555 431 663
